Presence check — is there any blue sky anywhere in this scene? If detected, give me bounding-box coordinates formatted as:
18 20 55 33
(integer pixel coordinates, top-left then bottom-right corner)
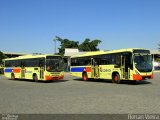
0 0 160 54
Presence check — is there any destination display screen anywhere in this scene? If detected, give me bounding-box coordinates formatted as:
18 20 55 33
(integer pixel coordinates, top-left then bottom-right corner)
133 50 150 54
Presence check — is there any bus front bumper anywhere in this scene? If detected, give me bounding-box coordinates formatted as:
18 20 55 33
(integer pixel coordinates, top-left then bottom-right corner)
133 74 154 81
45 75 64 81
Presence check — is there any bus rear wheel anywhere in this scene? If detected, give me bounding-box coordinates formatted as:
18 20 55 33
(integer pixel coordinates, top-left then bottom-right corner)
112 73 121 84
82 72 88 81
11 73 15 80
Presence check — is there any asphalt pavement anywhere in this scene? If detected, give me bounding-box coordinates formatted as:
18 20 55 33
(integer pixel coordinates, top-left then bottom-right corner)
0 72 160 114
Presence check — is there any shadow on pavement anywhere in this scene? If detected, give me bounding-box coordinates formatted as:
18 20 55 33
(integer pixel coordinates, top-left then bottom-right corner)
73 78 152 85
122 80 152 85
7 78 68 83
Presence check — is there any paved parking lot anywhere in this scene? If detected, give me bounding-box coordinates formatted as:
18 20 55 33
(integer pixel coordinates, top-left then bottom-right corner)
0 72 160 114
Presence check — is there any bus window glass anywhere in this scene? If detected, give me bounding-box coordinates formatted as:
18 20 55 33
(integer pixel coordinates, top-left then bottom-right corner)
134 54 153 72
46 56 64 72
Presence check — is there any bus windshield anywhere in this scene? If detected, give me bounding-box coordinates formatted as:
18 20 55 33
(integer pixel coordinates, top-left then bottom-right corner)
46 56 64 72
134 54 153 72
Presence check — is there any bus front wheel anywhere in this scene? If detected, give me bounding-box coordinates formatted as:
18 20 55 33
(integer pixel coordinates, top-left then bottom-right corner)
112 73 121 84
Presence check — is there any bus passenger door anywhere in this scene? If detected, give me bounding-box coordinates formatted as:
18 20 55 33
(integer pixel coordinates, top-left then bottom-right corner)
121 55 131 80
39 60 44 80
91 58 99 78
91 58 95 78
121 56 129 79
40 67 44 79
21 66 25 79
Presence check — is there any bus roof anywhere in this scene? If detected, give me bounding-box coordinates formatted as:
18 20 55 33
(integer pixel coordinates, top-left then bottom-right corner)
71 48 150 58
4 54 61 61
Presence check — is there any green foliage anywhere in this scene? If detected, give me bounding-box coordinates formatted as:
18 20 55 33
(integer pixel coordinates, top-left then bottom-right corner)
55 36 79 56
0 51 7 64
79 38 101 51
55 36 102 56
0 51 7 74
156 58 160 62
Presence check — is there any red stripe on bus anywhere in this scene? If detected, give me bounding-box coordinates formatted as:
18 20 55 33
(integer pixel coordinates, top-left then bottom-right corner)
13 68 21 73
86 67 91 72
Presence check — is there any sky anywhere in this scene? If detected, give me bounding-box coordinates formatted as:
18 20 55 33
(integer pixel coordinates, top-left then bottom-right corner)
0 0 160 54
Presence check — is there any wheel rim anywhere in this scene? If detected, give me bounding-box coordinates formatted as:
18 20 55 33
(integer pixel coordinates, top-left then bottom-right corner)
114 74 121 84
114 75 118 81
83 74 87 81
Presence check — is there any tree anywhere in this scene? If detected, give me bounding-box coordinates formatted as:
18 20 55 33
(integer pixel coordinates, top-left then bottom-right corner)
55 36 79 56
0 51 7 65
158 43 160 51
79 38 101 51
0 51 7 74
54 36 102 56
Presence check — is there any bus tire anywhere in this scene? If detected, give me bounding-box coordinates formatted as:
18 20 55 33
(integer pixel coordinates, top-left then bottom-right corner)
131 80 136 84
33 74 38 82
11 73 15 80
112 73 121 84
82 72 88 81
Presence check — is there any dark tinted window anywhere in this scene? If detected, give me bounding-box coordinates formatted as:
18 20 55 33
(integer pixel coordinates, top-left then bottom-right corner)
71 52 131 67
23 58 45 67
5 58 45 67
5 60 21 67
71 56 91 66
46 56 61 59
99 53 121 66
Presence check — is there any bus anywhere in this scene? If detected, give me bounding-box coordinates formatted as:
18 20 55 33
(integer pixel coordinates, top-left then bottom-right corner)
3 54 64 81
70 48 153 83
0 65 4 74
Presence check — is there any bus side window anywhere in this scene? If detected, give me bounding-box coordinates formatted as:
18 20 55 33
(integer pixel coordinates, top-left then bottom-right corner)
115 55 121 67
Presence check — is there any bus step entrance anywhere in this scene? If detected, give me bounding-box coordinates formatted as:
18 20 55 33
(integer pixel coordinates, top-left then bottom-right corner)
125 72 128 79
